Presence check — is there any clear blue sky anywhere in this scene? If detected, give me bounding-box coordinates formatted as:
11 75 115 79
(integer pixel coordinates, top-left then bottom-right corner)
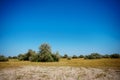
0 0 120 56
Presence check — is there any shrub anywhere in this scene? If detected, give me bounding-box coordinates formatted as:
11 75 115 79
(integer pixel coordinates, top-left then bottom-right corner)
29 54 39 62
39 53 54 62
72 55 78 59
102 54 110 58
12 56 18 59
0 55 8 62
52 53 60 62
110 53 120 58
79 55 84 58
18 54 26 61
25 49 36 60
8 56 17 59
38 43 53 62
84 53 102 59
63 54 68 58
38 43 60 62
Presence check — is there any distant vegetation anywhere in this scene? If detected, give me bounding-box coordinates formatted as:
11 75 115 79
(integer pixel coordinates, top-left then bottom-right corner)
84 53 120 59
0 43 120 62
0 55 8 62
60 53 120 60
84 53 102 59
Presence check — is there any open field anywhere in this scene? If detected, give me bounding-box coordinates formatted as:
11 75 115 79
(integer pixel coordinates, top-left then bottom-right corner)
0 58 120 69
0 58 120 80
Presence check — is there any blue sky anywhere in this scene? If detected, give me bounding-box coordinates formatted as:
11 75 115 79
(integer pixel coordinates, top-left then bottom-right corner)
0 0 120 56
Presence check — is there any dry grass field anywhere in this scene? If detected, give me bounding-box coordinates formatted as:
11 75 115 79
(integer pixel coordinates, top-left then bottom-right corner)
0 58 120 69
0 58 120 80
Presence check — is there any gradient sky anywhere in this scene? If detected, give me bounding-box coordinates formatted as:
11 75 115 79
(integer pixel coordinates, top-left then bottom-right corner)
0 0 120 56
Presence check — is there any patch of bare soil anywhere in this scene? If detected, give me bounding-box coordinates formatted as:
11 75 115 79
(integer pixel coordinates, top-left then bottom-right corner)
0 66 119 80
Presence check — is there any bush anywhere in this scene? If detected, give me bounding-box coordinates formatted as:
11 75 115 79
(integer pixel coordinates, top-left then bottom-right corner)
72 55 78 59
79 55 84 58
18 49 36 61
8 56 17 59
62 54 68 58
0 55 8 62
12 56 18 59
52 53 60 62
84 53 102 59
38 43 53 62
39 53 54 62
18 54 26 61
102 54 110 58
29 54 39 62
38 43 60 62
25 49 36 60
110 53 120 58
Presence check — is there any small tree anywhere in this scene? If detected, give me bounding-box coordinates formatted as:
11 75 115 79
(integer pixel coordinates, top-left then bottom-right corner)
102 54 110 58
25 49 36 60
18 49 36 61
110 53 120 58
12 56 17 59
84 53 102 59
39 52 54 62
18 54 26 61
79 55 84 58
72 55 78 59
52 52 60 62
63 54 68 58
29 54 39 62
8 56 12 59
39 43 54 62
0 55 8 62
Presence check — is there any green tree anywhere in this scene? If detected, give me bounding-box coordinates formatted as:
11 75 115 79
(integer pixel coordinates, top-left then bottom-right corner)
72 55 78 59
63 54 68 58
85 53 102 59
102 54 110 58
29 54 39 62
26 49 36 60
18 49 36 61
52 51 60 62
79 55 84 58
39 43 53 62
0 55 8 62
18 54 26 61
110 53 120 58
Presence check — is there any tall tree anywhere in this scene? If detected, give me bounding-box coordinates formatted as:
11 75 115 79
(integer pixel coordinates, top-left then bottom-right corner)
39 43 53 62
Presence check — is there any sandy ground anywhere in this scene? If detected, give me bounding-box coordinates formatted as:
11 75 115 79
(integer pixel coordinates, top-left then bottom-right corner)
0 66 120 80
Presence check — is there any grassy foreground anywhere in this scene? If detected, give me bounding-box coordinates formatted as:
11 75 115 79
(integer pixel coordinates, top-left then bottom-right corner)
0 58 120 69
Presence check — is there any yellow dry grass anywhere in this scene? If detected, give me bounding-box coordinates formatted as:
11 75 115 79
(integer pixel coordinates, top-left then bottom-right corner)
0 58 120 69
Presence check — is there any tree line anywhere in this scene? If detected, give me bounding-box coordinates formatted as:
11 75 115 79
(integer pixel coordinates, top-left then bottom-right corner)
61 53 120 60
0 43 120 62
